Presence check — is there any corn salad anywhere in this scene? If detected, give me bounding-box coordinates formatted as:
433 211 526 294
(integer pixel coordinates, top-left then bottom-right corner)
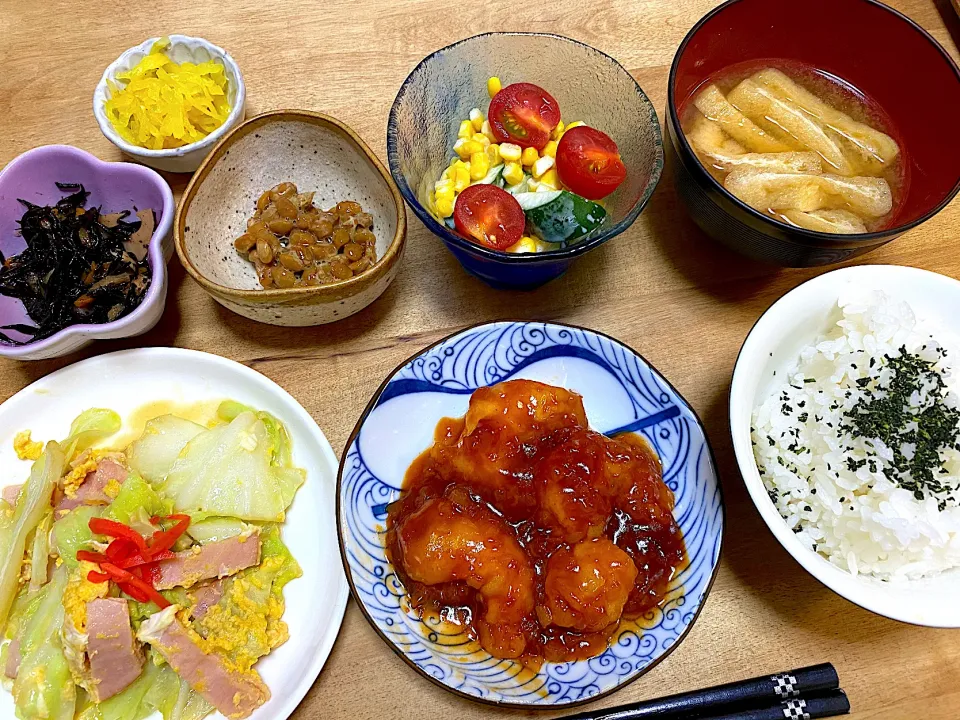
427 77 582 254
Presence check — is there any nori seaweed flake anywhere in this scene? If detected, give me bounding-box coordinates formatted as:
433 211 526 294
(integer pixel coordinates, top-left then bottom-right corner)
0 183 152 344
842 346 960 505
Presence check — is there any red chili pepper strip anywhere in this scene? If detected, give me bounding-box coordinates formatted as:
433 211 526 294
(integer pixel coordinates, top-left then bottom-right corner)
119 581 149 603
77 550 108 565
88 518 148 553
116 550 175 570
87 570 110 584
99 563 171 609
105 537 140 562
146 514 191 556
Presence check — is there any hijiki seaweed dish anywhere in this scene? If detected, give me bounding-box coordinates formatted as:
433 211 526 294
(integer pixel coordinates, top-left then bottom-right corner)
0 183 153 344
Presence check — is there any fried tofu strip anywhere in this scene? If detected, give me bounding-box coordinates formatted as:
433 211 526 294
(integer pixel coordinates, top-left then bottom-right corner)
724 168 892 217
728 78 856 175
693 84 794 153
753 68 900 173
780 208 868 234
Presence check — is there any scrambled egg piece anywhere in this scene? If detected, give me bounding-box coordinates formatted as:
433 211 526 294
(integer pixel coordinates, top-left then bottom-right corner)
63 562 109 633
192 555 288 674
103 478 123 499
61 458 98 499
13 430 42 461
61 449 123 498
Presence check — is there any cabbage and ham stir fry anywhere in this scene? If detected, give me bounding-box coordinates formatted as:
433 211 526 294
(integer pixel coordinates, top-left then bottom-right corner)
0 402 305 720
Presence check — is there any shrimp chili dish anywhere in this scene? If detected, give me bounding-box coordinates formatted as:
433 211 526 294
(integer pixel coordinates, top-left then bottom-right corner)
385 380 685 667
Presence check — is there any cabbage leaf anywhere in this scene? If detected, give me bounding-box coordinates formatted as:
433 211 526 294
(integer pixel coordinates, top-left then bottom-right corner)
186 516 249 544
12 567 74 720
62 409 122 459
142 662 213 720
161 412 299 522
0 441 65 629
52 505 100 569
127 415 205 485
105 472 171 527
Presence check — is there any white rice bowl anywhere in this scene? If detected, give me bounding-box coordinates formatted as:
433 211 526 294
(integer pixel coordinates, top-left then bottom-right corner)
752 289 960 581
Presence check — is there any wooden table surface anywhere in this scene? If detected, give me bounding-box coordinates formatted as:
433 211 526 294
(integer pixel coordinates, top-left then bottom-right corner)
2 1 959 718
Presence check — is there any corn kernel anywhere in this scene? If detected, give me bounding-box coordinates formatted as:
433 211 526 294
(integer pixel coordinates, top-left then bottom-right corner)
521 147 539 167
551 121 565 140
469 108 484 131
481 120 497 143
538 168 559 189
535 182 556 192
487 77 502 98
507 236 539 254
436 196 455 218
502 162 524 186
499 143 522 162
486 144 501 166
532 155 555 179
455 139 484 160
435 178 454 194
471 132 491 148
543 141 558 159
564 121 585 133
454 164 471 192
469 151 491 180
458 120 474 139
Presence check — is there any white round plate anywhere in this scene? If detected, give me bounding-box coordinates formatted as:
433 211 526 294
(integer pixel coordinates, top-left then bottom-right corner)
731 264 960 627
0 347 348 719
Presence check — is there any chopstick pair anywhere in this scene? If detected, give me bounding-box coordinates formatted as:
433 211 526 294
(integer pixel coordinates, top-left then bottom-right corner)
557 663 849 720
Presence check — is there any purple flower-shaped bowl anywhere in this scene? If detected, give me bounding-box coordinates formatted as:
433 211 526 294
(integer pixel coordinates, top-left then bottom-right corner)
0 145 175 360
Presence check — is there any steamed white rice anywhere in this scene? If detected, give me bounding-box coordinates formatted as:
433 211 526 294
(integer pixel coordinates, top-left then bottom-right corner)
752 289 960 580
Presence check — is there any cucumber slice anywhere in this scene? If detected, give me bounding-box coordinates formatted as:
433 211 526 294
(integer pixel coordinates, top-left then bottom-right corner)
505 177 532 195
513 191 562 211
517 190 607 244
472 164 504 187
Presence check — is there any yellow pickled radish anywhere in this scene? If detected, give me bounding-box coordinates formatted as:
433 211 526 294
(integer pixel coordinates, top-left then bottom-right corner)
104 38 232 150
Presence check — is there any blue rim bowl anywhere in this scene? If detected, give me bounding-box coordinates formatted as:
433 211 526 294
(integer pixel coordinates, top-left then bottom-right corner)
387 33 664 289
337 321 724 707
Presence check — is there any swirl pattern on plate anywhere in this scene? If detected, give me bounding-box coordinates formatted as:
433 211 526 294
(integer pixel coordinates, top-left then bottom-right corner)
338 321 723 706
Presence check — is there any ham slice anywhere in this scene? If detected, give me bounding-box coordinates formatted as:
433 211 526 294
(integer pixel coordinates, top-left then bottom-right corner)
56 458 128 513
139 607 269 719
188 579 225 620
2 484 21 507
154 532 261 590
4 636 20 679
86 597 143 702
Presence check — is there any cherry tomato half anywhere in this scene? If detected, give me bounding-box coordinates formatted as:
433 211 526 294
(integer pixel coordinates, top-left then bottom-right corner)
488 83 561 151
453 184 525 251
556 126 627 200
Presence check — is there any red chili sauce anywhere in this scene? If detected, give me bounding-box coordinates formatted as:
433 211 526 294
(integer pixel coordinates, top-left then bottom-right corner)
385 379 686 668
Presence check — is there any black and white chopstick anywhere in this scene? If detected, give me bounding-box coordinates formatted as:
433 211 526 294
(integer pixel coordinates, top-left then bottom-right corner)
705 690 849 720
556 664 847 720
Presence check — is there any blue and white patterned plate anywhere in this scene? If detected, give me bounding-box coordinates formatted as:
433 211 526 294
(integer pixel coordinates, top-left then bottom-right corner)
337 322 724 707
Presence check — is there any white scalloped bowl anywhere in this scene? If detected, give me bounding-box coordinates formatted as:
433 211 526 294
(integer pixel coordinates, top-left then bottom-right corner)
93 35 246 173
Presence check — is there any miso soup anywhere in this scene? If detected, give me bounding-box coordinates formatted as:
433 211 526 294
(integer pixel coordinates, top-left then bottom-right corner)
680 60 907 234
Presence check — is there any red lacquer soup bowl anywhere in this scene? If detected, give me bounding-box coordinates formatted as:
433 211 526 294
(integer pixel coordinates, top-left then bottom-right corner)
666 0 960 267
